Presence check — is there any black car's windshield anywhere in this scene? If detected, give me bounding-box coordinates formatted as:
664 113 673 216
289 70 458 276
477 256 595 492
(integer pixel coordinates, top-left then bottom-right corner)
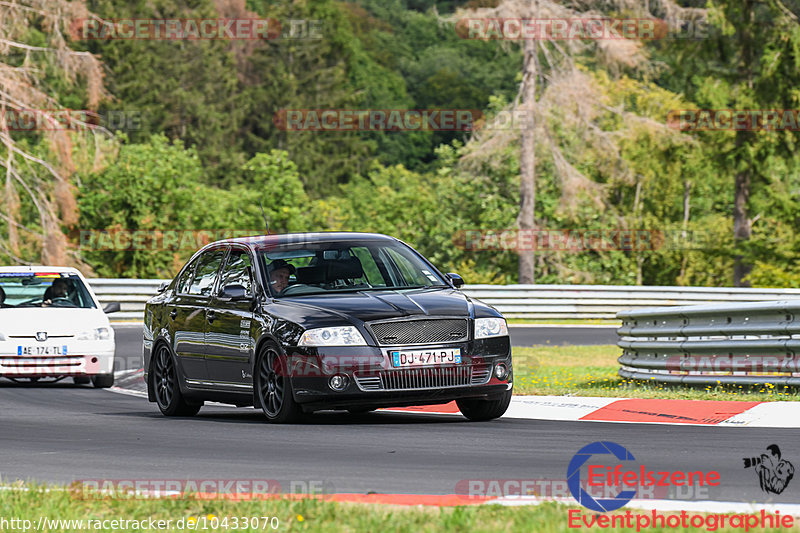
0 272 97 309
258 241 447 297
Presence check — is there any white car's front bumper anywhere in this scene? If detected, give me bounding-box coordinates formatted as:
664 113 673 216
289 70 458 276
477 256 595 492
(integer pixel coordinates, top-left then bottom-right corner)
0 340 115 377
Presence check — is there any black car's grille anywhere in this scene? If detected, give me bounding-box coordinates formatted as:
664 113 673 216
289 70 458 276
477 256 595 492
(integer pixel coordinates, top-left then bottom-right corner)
354 365 491 391
369 319 468 346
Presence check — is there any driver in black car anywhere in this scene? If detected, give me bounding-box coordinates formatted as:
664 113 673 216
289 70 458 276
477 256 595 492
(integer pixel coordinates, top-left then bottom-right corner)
43 278 69 306
267 259 295 296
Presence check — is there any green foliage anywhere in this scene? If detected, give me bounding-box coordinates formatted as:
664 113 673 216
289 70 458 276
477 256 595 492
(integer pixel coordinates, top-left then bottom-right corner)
20 0 800 288
78 136 311 277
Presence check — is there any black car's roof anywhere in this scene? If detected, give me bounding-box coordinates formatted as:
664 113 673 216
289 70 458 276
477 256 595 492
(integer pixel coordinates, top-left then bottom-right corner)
226 232 399 248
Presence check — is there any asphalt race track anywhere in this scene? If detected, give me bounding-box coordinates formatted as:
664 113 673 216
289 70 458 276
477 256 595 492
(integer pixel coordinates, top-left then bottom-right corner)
1 381 799 505
2 324 797 507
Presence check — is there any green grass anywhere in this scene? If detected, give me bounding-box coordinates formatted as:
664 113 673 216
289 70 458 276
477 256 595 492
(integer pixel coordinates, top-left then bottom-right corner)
0 485 795 532
512 345 800 401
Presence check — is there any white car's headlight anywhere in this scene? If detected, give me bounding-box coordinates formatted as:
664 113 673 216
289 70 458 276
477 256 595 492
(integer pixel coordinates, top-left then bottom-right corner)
474 318 508 339
76 327 111 341
299 326 367 347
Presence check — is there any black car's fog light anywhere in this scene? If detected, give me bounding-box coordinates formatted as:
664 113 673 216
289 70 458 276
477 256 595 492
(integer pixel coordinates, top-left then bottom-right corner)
494 363 508 380
329 374 349 391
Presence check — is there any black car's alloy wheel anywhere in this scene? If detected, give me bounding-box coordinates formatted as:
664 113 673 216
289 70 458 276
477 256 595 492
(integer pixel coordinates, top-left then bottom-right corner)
255 343 300 423
151 344 201 417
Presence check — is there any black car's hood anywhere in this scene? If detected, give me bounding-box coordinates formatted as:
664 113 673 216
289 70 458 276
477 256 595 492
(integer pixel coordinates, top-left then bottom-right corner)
269 288 488 326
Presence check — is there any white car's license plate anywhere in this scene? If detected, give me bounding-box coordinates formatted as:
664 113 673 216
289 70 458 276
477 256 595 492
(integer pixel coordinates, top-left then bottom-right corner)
17 345 67 356
391 348 461 368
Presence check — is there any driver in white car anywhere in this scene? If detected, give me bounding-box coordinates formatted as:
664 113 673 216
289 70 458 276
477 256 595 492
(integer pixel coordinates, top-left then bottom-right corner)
43 278 69 306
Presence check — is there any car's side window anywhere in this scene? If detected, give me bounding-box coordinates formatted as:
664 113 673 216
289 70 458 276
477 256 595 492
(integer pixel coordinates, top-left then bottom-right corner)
351 247 386 286
217 249 253 295
187 250 225 297
383 248 429 286
176 257 199 294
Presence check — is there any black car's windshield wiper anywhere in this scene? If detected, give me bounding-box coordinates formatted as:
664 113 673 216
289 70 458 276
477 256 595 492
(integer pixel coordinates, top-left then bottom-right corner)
286 285 449 295
378 285 449 290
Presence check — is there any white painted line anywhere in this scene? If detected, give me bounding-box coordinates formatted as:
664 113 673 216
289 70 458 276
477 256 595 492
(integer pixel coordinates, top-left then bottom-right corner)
113 369 143 378
720 402 800 428
487 495 800 515
504 395 620 421
106 387 146 398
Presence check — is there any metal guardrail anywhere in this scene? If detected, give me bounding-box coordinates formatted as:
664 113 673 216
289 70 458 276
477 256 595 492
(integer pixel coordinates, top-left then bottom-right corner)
89 279 168 321
617 301 800 385
464 285 800 319
88 279 800 322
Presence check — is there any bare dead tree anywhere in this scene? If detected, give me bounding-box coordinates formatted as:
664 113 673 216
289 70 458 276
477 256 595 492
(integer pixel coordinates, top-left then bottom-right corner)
451 0 705 283
0 0 111 266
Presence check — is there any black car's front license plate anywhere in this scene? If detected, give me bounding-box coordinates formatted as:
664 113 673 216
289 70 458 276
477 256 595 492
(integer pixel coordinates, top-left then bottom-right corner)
390 348 461 368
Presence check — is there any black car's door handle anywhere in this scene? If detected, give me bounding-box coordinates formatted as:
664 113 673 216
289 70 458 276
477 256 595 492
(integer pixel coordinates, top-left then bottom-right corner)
169 309 177 320
207 310 215 323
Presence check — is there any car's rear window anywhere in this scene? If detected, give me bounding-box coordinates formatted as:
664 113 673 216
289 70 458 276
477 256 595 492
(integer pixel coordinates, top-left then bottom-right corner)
0 272 97 309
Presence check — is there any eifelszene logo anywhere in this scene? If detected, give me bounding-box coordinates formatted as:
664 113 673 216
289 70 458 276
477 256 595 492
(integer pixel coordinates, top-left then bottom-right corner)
567 441 721 513
743 445 794 495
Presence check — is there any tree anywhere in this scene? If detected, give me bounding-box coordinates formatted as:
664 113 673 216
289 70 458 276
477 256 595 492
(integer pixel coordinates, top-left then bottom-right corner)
0 0 110 267
453 0 706 283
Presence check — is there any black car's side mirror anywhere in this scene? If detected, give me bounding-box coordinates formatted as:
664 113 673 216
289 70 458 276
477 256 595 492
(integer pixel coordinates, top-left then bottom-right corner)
218 284 250 301
103 301 121 314
446 273 464 288
157 281 170 293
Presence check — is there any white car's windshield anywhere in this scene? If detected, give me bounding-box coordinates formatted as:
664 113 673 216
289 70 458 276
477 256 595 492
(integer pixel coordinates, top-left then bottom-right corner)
0 272 97 309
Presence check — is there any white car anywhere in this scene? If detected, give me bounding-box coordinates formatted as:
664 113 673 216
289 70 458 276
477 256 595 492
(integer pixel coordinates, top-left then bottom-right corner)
0 266 118 387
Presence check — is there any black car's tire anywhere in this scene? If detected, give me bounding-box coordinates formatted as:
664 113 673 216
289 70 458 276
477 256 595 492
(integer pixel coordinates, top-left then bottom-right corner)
457 389 512 421
254 342 300 423
151 344 201 417
73 376 91 385
91 374 114 388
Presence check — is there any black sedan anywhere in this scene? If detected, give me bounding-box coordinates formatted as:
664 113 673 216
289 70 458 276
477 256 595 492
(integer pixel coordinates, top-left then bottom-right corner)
143 232 512 423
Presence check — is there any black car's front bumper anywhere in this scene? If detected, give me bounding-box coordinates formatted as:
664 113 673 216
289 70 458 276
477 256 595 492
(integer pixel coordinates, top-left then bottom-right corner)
284 336 512 412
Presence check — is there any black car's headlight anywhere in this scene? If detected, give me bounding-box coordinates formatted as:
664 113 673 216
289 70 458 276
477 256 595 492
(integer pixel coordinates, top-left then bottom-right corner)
474 317 508 339
299 326 367 346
